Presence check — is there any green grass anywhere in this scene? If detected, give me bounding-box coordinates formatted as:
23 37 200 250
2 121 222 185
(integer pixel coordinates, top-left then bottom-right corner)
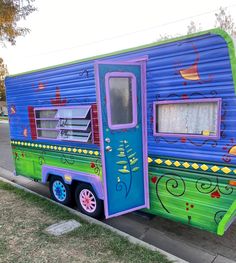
0 116 8 120
0 180 171 263
0 239 7 255
0 181 78 220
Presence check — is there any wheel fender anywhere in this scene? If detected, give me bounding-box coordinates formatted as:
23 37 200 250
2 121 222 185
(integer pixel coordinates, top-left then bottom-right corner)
42 165 104 200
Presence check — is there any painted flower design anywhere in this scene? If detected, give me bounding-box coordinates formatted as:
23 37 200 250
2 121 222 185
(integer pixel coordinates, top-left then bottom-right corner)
116 140 139 197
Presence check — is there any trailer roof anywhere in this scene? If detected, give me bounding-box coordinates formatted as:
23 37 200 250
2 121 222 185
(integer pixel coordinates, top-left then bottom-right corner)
7 28 235 79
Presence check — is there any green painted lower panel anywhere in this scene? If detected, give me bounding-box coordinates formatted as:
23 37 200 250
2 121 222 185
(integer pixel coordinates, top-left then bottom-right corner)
146 165 236 234
12 145 102 180
217 200 236 235
11 142 236 235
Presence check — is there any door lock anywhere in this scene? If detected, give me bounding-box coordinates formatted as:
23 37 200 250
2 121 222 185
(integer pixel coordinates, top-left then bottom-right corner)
105 137 110 143
105 146 112 152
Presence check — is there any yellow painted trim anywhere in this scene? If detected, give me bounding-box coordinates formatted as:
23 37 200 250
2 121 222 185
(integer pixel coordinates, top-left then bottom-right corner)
11 140 236 175
147 156 236 175
11 140 100 157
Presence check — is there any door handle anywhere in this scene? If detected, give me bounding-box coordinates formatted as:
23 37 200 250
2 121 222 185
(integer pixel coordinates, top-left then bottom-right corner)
105 146 112 152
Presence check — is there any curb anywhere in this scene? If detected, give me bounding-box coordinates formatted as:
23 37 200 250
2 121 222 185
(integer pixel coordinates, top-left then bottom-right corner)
0 168 187 263
0 120 9 124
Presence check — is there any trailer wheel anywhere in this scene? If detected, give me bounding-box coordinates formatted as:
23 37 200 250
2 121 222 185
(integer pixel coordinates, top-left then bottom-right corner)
75 183 103 219
49 176 72 206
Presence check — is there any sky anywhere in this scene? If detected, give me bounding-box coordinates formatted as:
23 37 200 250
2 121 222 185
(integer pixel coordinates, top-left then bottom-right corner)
1 0 236 75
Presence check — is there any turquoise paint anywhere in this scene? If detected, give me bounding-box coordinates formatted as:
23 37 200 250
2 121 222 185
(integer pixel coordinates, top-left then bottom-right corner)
97 63 147 217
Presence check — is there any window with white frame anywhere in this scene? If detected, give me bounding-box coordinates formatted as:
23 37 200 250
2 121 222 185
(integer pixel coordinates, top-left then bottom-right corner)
35 106 92 143
153 99 221 138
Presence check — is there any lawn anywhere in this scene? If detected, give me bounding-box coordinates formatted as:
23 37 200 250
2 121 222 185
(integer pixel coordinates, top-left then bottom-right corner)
0 116 8 120
0 180 171 263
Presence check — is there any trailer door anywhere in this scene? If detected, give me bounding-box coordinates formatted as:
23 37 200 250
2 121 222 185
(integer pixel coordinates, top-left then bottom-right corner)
95 61 149 218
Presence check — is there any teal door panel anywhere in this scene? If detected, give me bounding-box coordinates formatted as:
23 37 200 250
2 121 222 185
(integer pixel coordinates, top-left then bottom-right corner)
95 62 149 218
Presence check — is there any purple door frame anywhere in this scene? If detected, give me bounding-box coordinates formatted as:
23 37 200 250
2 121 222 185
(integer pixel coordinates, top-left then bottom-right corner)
94 59 149 218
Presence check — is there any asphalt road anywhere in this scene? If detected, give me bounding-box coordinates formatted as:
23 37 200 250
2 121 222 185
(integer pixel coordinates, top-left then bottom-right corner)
0 122 14 172
0 122 235 263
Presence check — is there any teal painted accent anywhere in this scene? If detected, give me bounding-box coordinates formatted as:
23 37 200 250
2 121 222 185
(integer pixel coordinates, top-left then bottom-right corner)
97 63 146 216
53 180 67 202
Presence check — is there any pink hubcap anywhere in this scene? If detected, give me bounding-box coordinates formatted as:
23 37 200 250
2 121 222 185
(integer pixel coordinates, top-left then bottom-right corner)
80 189 97 213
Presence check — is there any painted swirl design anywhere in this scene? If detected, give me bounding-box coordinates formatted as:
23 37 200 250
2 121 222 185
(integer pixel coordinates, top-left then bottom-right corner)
214 210 226 225
156 173 186 213
196 176 233 196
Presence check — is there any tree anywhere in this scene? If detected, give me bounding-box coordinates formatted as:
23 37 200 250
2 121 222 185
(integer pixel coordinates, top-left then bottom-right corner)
187 21 202 35
0 0 36 45
157 33 173 41
0 58 8 101
215 7 236 36
186 7 236 36
0 1 35 102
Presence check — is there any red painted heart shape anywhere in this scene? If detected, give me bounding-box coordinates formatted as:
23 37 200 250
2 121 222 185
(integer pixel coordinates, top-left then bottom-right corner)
151 176 157 184
90 162 95 168
211 190 221 199
181 94 189 99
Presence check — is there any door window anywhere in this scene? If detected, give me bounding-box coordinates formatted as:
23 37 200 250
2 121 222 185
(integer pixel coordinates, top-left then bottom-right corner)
105 72 137 129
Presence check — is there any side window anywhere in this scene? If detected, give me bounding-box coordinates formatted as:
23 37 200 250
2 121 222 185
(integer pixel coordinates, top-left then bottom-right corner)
35 106 93 143
153 99 221 138
105 72 137 130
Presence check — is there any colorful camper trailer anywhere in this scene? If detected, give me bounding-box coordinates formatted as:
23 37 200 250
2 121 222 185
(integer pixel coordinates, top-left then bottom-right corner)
5 29 236 235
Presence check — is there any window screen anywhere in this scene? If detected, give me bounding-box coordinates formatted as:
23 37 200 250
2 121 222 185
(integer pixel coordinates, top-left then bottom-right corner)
155 100 220 137
35 106 92 143
108 77 133 125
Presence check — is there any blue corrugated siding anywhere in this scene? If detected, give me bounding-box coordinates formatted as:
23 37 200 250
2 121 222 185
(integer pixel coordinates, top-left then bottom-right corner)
5 32 236 165
5 61 99 148
145 34 236 165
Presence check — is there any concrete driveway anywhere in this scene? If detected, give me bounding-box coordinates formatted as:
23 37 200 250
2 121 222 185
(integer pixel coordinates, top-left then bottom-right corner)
0 122 235 263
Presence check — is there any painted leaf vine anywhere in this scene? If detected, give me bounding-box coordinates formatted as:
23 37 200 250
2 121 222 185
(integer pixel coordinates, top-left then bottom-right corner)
116 140 139 197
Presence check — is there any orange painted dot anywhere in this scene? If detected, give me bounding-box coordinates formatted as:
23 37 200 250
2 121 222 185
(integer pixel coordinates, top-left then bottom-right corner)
229 180 236 186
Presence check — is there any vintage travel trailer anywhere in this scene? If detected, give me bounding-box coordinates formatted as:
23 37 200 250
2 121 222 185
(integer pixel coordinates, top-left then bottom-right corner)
5 29 236 235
